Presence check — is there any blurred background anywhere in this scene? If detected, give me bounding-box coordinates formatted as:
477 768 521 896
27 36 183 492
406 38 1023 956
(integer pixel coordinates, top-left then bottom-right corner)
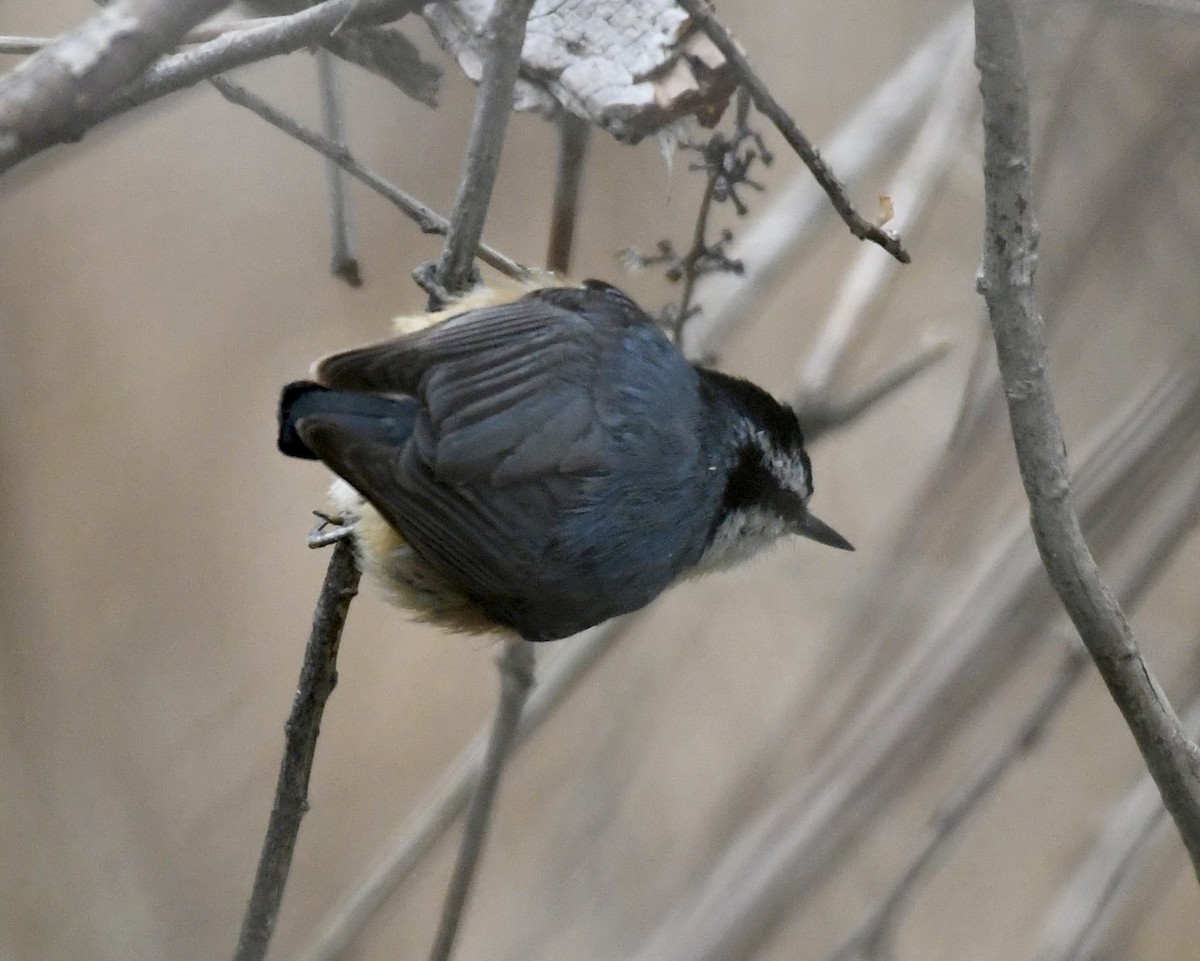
3 1 1200 960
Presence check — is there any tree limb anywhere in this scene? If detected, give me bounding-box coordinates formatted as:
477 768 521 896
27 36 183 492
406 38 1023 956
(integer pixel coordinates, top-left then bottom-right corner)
0 0 233 175
0 0 424 175
232 537 361 961
429 0 539 304
973 0 1200 877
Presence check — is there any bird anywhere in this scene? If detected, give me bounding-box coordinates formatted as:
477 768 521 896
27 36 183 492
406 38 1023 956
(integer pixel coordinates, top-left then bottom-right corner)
278 279 852 643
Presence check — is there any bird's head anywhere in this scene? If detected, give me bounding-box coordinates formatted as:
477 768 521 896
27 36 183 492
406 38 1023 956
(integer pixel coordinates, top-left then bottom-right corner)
693 369 853 574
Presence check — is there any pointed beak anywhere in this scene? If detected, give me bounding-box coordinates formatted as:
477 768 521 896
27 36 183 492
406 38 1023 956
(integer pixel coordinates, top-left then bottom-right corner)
794 510 855 551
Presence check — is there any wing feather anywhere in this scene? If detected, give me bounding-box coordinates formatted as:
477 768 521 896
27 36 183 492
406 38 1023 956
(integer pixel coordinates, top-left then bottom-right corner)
299 283 711 637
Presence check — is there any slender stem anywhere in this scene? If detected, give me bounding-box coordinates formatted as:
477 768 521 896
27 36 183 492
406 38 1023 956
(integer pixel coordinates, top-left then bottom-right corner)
427 640 536 961
546 113 591 275
973 0 1200 876
432 0 539 302
209 77 529 281
681 6 971 361
675 0 910 264
296 617 625 961
316 48 362 287
233 538 361 961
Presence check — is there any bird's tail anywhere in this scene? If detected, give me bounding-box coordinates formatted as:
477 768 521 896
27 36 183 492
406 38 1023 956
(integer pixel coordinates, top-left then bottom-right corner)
277 381 418 460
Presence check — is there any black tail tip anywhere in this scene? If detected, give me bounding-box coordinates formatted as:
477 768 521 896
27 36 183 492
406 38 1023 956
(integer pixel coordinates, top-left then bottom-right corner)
278 380 327 459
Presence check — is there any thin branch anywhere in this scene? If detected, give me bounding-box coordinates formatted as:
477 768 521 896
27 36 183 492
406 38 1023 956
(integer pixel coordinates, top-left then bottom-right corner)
681 6 972 361
0 0 233 176
209 77 530 282
546 113 591 276
2 0 423 171
297 616 630 961
796 28 976 396
974 0 1200 876
0 17 332 55
428 640 536 961
675 0 910 264
233 537 361 961
316 48 362 287
825 645 1091 961
430 0 539 304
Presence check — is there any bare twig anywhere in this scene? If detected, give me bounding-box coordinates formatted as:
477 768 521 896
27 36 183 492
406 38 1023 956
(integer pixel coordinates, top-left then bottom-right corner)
974 0 1200 875
546 113 591 276
429 0 539 304
233 537 361 961
626 89 767 341
826 645 1091 961
209 77 530 282
796 29 976 397
297 616 630 961
0 0 233 176
316 48 362 287
428 640 536 961
681 6 972 360
675 0 910 264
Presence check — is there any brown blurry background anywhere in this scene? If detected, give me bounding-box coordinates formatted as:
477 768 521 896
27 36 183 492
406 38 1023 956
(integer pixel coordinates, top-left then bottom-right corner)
3 2 1200 960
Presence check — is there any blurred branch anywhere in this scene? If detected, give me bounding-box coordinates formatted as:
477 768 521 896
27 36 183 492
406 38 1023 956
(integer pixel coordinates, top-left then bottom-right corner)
0 0 232 176
626 365 1200 961
681 6 972 361
1034 696 1200 961
797 339 951 443
796 28 976 398
298 616 632 961
826 645 1091 961
233 537 361 961
974 0 1200 876
315 49 362 287
425 0 539 305
546 113 591 276
828 462 1200 961
675 0 910 264
209 77 530 282
428 640 535 961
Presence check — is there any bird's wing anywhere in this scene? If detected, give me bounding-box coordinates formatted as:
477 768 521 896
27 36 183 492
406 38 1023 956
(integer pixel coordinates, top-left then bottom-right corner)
313 282 687 485
301 284 701 611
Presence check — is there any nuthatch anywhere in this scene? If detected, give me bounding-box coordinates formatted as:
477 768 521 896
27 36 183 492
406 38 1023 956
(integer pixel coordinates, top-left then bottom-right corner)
278 280 852 642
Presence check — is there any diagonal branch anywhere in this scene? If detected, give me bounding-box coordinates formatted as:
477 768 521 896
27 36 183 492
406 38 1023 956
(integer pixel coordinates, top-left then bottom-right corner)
973 0 1200 876
0 0 233 175
209 77 529 282
233 537 361 961
675 0 910 264
427 641 536 961
0 0 424 174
